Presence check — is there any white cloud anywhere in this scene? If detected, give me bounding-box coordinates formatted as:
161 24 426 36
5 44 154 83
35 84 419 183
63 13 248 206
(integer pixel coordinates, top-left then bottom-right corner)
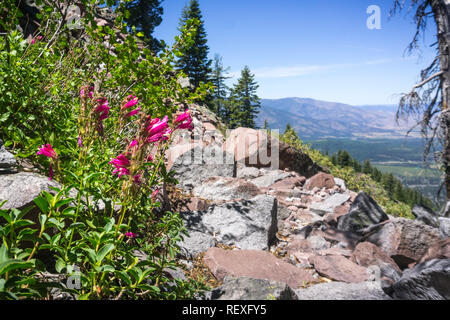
230 58 402 79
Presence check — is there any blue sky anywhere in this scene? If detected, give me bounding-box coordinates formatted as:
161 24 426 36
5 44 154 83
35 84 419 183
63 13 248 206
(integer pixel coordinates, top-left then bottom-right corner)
153 0 438 105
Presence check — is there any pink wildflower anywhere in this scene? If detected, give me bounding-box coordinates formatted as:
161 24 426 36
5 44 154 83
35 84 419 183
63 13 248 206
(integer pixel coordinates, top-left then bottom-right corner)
80 85 94 99
109 154 131 178
122 95 139 110
174 109 193 130
125 232 137 239
37 144 58 159
144 116 170 143
37 144 58 180
124 106 141 118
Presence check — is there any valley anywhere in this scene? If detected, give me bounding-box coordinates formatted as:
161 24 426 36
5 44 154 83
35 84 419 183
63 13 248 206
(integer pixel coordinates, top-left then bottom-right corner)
257 98 444 204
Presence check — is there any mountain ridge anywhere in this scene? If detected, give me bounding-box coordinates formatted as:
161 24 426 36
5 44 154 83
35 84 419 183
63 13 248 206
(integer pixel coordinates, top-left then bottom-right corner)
257 97 415 139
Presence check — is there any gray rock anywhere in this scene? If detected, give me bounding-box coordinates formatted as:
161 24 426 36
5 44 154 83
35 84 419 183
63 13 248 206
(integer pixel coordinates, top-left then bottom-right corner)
337 192 389 234
294 281 391 300
389 259 450 300
171 145 235 191
309 193 350 216
178 231 216 259
202 195 278 250
439 217 450 239
250 170 292 188
307 235 331 251
334 178 346 191
412 205 440 228
0 139 17 174
236 166 261 180
192 176 261 201
0 172 61 210
441 201 450 218
210 276 298 300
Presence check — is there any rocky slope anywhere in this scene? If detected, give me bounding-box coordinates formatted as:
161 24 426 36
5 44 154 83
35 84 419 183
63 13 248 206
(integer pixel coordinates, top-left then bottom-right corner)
1 106 449 300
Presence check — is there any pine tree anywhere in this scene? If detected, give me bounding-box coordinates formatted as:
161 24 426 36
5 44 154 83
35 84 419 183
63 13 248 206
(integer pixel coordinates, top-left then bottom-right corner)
122 0 164 52
362 160 372 174
263 119 270 130
176 0 211 89
228 66 261 128
209 54 230 116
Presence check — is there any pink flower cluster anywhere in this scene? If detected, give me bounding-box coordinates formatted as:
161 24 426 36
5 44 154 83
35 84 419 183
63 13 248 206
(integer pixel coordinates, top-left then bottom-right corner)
109 109 193 181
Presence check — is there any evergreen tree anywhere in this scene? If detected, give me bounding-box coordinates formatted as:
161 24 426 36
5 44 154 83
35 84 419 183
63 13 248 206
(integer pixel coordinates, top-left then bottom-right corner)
122 0 164 52
362 160 372 174
263 119 270 130
228 66 261 128
176 0 212 89
209 54 230 116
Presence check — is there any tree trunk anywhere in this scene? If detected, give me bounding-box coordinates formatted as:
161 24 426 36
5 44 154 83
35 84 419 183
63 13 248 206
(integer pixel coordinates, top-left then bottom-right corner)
431 0 450 205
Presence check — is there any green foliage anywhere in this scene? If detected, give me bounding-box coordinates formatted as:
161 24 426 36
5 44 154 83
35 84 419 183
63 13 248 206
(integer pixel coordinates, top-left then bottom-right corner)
227 66 261 129
279 126 416 218
0 0 207 300
175 0 212 90
121 0 164 52
209 54 230 116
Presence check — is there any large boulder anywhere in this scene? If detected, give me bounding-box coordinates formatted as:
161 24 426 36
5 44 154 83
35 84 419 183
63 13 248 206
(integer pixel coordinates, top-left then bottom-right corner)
388 259 450 300
367 218 441 269
294 281 391 300
337 192 389 234
304 172 336 190
0 139 17 174
411 205 440 228
203 248 317 289
169 144 235 191
210 276 298 300
309 255 370 283
223 128 320 177
192 176 261 201
201 195 278 250
0 172 61 210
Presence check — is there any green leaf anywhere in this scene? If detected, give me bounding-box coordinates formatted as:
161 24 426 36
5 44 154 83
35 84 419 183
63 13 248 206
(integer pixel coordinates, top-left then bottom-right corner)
96 243 114 264
0 245 8 264
116 271 132 286
55 259 66 273
33 196 49 214
0 259 34 276
54 198 74 209
38 214 47 228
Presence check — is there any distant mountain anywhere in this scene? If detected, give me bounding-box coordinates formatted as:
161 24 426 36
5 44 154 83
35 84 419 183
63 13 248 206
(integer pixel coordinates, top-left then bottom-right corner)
257 98 416 139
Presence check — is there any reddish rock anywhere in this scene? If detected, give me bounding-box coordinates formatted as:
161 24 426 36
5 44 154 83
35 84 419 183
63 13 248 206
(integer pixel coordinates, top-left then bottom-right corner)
334 204 351 218
317 246 352 257
174 197 210 212
419 238 450 264
367 218 440 269
203 247 317 288
223 128 320 177
351 242 401 272
269 176 306 190
304 173 336 190
309 255 370 283
202 122 216 131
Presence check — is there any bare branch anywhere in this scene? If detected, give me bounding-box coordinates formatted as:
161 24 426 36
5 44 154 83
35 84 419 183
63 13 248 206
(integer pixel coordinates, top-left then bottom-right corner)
413 71 444 89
